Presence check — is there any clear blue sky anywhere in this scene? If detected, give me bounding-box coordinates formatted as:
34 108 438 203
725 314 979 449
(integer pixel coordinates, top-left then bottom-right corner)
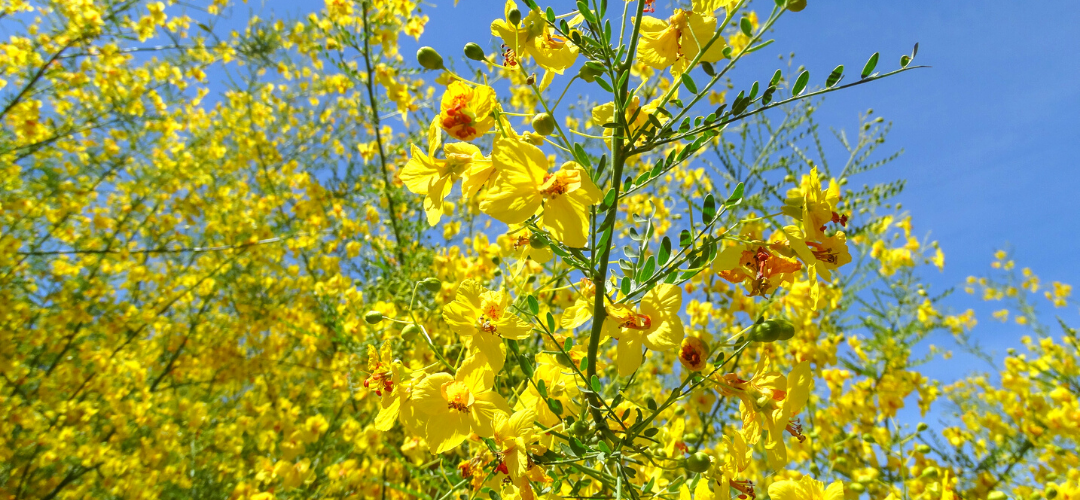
399 0 1080 377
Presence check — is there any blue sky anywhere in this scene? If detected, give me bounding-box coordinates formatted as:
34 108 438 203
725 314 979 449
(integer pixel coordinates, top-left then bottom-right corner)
398 0 1080 379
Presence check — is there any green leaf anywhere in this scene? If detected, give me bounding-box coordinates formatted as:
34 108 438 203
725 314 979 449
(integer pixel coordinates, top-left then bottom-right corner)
701 61 715 77
679 229 693 247
579 356 588 372
792 70 810 96
568 436 587 455
680 73 698 94
537 380 548 398
740 17 753 37
598 440 612 454
547 398 564 415
726 182 745 206
646 397 657 410
518 352 535 377
900 55 911 68
748 81 760 101
573 143 591 167
545 7 555 22
770 69 783 87
643 427 659 437
590 375 602 393
595 76 613 93
527 295 540 315
722 46 733 59
702 193 717 222
861 52 879 78
620 276 631 296
638 256 656 282
826 64 844 87
523 0 538 8
547 312 556 332
563 337 574 350
658 236 672 265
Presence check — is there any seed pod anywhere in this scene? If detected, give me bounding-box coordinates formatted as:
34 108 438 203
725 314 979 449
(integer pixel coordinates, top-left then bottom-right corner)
463 42 486 61
787 0 807 12
685 452 712 473
532 112 556 136
416 46 445 70
364 311 385 324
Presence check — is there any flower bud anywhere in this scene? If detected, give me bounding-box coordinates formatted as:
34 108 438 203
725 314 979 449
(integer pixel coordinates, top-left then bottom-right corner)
464 42 485 61
1045 486 1059 500
915 444 932 454
402 323 422 339
685 452 712 473
921 467 940 479
421 277 442 292
416 46 445 70
917 422 929 432
507 8 521 25
748 319 794 343
988 492 1008 500
532 112 556 136
787 0 807 12
364 310 385 324
848 483 866 493
529 233 549 249
578 63 603 82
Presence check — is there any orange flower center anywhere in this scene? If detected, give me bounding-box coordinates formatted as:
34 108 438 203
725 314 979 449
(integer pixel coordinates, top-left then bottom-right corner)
441 93 477 139
443 381 474 412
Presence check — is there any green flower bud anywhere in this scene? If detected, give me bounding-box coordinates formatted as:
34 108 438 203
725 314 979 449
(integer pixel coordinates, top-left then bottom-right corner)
988 492 1008 500
748 319 794 343
921 467 940 479
532 112 556 136
402 323 422 339
787 0 807 12
1045 485 1059 500
685 452 712 473
464 42 485 61
578 63 603 82
848 483 866 493
917 422 929 432
569 421 589 436
416 46 445 70
507 8 521 25
421 277 442 292
915 443 932 454
364 310 385 324
529 233 549 249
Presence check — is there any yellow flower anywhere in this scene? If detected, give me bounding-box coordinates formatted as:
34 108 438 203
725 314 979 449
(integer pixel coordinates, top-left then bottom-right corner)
590 92 671 144
491 409 538 481
443 279 533 372
561 277 596 329
768 475 844 500
412 354 510 454
491 1 579 73
401 122 494 225
783 167 846 241
603 284 685 377
637 9 725 74
716 242 803 297
481 138 601 248
439 81 499 141
678 336 709 372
